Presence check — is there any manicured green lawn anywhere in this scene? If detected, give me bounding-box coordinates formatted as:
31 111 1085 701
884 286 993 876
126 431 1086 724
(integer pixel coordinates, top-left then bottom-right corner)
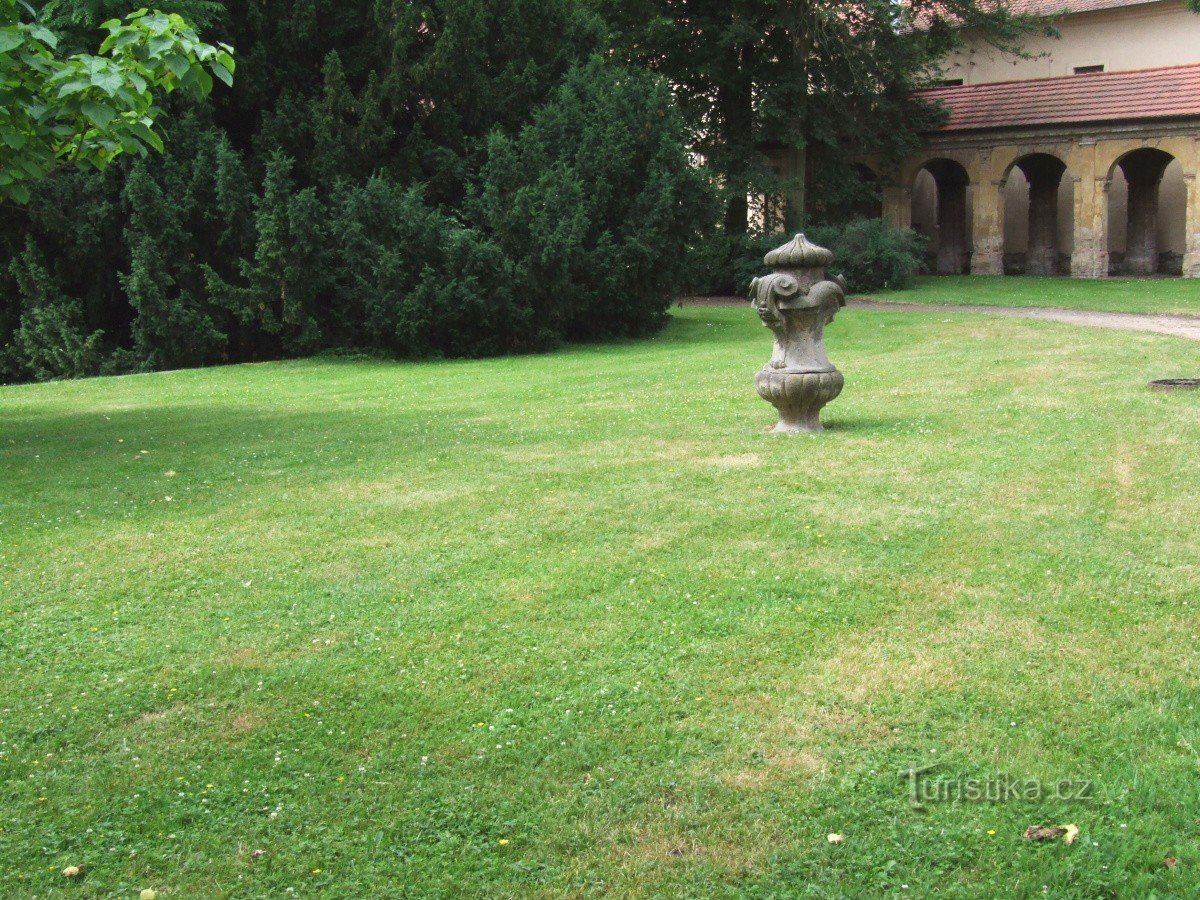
3 303 1200 897
868 275 1200 316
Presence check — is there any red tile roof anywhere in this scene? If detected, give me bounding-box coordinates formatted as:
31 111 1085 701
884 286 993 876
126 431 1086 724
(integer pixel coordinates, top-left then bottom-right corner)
916 64 1200 131
908 0 1160 30
1001 0 1160 15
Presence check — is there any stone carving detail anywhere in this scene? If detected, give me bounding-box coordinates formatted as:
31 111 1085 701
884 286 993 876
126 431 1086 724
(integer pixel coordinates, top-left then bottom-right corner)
749 233 847 433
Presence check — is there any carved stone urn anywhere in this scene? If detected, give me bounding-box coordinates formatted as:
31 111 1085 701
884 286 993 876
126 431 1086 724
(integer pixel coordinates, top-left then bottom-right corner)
749 233 847 433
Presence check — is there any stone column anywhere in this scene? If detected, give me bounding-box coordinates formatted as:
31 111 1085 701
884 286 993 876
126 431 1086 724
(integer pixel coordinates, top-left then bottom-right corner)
970 179 1004 275
937 177 968 274
883 185 912 230
1070 144 1107 278
1024 157 1064 276
1184 173 1200 278
1124 168 1161 276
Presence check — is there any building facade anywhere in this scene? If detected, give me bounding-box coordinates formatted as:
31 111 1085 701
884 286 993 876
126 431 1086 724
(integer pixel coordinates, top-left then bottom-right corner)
879 0 1200 277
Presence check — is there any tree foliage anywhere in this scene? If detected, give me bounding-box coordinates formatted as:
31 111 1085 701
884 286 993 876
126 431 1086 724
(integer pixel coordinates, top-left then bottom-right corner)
595 0 1047 235
2 0 708 382
0 1 233 202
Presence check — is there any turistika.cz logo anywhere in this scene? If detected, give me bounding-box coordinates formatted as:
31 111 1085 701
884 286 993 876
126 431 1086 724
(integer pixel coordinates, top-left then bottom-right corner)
899 763 1095 808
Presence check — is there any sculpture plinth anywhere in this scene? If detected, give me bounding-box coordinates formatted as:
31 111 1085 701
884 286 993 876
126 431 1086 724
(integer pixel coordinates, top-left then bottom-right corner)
749 234 847 433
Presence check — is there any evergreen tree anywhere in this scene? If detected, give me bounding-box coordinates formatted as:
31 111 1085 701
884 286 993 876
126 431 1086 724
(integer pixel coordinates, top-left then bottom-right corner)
7 238 105 380
1 0 715 382
595 0 1045 235
121 160 226 368
477 58 714 341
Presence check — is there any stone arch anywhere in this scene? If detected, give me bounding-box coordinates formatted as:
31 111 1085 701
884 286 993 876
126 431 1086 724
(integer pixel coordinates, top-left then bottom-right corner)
1000 152 1072 276
1105 147 1183 276
911 158 972 274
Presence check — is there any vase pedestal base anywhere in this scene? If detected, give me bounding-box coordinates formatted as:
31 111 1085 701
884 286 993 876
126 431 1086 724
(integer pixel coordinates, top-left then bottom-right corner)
755 369 844 434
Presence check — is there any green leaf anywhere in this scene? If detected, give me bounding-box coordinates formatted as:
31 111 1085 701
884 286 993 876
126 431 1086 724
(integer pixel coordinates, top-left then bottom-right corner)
209 59 233 88
143 13 170 33
7 181 31 203
101 30 142 54
163 53 191 80
90 71 124 94
28 24 57 49
116 131 144 154
0 127 28 149
81 100 117 129
0 30 23 54
128 121 163 153
191 65 213 97
147 34 174 57
56 79 91 97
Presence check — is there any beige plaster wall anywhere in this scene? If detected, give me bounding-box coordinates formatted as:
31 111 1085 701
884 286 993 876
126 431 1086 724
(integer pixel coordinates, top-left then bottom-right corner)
943 1 1200 84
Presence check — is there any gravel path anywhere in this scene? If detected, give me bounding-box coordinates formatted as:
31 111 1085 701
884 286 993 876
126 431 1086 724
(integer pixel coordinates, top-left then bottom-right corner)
849 299 1200 342
677 296 1200 342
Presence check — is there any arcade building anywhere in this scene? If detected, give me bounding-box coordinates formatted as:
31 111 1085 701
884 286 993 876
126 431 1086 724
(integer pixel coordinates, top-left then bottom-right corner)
878 0 1200 278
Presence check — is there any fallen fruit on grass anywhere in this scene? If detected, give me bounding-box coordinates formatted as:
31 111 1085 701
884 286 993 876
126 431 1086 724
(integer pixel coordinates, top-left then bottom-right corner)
827 834 845 844
62 865 82 878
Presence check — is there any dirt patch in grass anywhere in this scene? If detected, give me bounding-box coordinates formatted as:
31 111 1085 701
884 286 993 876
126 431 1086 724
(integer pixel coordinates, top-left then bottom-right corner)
230 708 265 734
226 645 268 669
702 454 762 469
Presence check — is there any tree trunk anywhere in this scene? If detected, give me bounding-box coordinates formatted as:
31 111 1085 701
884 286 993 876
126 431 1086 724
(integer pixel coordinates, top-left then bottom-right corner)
785 2 810 231
718 42 755 237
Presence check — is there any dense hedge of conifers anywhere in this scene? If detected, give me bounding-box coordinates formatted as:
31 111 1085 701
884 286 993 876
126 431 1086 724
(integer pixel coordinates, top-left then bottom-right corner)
0 1 713 382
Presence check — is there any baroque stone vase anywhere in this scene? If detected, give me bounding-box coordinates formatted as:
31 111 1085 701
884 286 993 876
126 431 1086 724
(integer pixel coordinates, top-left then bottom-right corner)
749 234 847 433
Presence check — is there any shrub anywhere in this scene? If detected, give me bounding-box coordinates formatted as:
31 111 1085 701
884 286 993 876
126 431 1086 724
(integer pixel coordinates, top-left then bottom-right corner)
6 240 105 381
806 218 926 292
0 3 719 383
476 58 715 342
693 219 925 297
331 178 534 357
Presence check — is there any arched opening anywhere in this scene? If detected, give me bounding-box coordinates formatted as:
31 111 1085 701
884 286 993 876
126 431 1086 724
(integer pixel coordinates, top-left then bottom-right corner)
1002 153 1072 276
1106 148 1183 276
911 159 971 274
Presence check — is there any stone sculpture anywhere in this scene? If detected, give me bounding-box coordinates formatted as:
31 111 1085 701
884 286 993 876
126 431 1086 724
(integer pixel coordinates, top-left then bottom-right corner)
749 233 847 433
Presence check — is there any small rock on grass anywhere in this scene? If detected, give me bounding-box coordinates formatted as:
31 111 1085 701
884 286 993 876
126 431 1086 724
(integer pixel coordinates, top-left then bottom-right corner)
1022 824 1079 844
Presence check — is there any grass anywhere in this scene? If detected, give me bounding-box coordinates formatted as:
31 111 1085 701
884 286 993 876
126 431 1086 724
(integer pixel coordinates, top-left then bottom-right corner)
866 275 1200 316
3 301 1200 897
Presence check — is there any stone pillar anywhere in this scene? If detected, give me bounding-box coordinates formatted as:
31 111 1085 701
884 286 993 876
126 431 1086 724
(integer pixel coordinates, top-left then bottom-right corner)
1124 169 1161 276
971 179 1004 275
937 176 968 274
1070 145 1107 278
1184 173 1199 278
1024 157 1064 276
883 185 912 230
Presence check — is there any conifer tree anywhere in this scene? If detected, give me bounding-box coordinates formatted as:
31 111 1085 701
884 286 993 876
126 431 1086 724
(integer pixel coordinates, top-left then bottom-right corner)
596 0 1043 235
